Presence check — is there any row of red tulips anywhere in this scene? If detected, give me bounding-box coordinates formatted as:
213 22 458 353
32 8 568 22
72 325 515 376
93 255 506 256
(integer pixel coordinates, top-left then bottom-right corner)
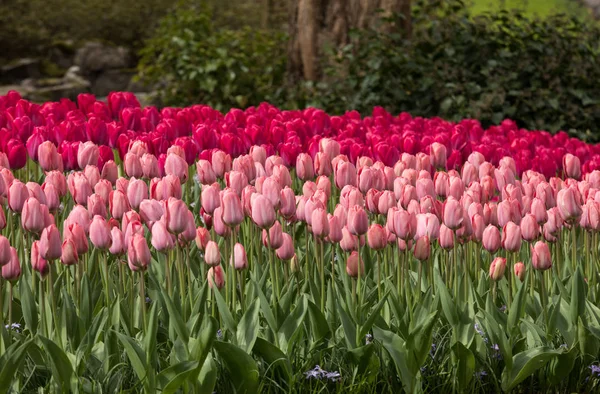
1 91 599 179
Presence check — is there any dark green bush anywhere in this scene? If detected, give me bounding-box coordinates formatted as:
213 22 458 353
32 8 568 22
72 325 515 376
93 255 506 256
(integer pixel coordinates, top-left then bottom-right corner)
299 0 600 141
137 3 287 110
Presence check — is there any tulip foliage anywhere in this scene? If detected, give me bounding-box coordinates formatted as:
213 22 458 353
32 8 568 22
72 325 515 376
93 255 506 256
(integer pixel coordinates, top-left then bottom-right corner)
0 91 600 392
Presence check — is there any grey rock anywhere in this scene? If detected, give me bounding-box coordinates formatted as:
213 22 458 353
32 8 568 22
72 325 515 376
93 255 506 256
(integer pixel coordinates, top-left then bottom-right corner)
92 69 135 97
0 58 41 83
74 42 134 75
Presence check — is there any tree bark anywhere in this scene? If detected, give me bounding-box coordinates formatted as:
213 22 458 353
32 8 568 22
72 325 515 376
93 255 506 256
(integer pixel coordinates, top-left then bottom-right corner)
287 0 411 82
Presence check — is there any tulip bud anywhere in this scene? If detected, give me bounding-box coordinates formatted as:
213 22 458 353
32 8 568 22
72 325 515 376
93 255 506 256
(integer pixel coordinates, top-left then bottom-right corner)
125 153 143 178
367 224 387 250
231 243 248 270
348 206 369 235
328 215 343 243
165 197 189 234
346 251 364 278
251 195 276 229
38 141 61 171
439 224 454 250
502 221 522 253
90 215 112 250
207 265 225 290
222 190 244 227
8 180 29 213
531 241 552 271
61 239 79 266
563 153 581 180
78 142 99 169
205 241 220 266
276 233 295 260
296 153 314 181
413 236 431 261
264 221 284 249
127 233 150 271
127 178 148 210
165 153 189 184
335 161 357 189
195 227 211 251
482 225 501 254
311 208 330 238
39 225 62 260
2 247 20 281
514 262 526 282
430 142 447 170
520 214 539 242
22 197 45 233
109 227 125 255
557 187 582 222
196 159 216 185
0 236 10 266
489 257 507 281
31 241 49 277
443 197 464 230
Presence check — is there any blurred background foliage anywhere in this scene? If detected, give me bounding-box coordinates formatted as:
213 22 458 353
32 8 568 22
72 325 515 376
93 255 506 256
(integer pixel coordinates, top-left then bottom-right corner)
1 0 600 141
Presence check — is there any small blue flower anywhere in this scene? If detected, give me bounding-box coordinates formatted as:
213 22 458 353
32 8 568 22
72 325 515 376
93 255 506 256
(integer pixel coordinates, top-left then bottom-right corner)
491 344 502 360
475 323 489 343
430 343 437 358
325 371 341 382
5 323 21 332
305 365 341 382
145 297 151 303
365 333 373 345
474 370 488 380
499 305 507 313
217 329 223 339
590 364 600 377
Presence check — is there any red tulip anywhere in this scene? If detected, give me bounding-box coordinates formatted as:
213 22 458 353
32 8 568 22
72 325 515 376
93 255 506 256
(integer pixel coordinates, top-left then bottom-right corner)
6 139 26 169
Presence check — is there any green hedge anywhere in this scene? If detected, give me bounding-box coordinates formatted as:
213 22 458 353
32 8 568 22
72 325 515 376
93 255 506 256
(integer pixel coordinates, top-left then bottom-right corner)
300 0 600 141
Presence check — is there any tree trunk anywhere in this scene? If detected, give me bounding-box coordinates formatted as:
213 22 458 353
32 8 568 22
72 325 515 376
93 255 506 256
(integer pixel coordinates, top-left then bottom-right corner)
288 0 411 82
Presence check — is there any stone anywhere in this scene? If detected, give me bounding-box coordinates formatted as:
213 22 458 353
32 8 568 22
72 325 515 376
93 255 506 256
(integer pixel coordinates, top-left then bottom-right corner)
0 58 41 83
92 69 135 97
74 42 134 75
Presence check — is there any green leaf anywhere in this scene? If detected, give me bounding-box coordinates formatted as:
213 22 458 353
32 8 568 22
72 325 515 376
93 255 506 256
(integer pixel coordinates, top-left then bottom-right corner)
337 299 357 350
213 285 237 336
236 299 260 353
253 277 278 339
372 325 417 394
435 269 459 326
0 339 34 394
307 300 330 343
20 279 37 334
452 341 475 390
157 360 199 394
508 272 528 333
570 265 586 326
252 337 292 384
214 341 259 394
161 292 190 344
39 336 74 393
197 355 218 394
548 345 578 385
115 331 149 385
407 310 438 368
145 302 159 367
277 296 308 354
358 291 389 342
501 346 562 391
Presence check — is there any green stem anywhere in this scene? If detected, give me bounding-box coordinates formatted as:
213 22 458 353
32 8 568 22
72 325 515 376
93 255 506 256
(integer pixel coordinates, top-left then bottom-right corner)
539 270 548 334
139 271 146 334
231 233 237 312
320 240 325 312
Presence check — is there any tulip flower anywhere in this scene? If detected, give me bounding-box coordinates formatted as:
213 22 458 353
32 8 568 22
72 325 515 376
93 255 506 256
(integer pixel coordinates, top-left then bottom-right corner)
39 225 62 260
502 222 522 253
77 141 99 169
2 247 21 281
520 214 539 242
127 178 148 210
514 262 526 281
264 221 284 249
90 215 112 250
346 251 364 278
531 241 552 270
251 195 276 229
231 243 248 270
31 241 49 277
439 224 454 250
276 233 295 260
0 235 11 266
348 206 369 235
201 183 221 215
205 241 220 267
563 153 581 180
151 221 175 251
21 197 45 233
311 207 330 238
413 236 431 261
128 233 151 271
367 224 387 250
482 225 501 254
109 227 125 255
208 265 225 290
443 197 464 230
489 257 507 281
61 239 79 266
557 187 582 222
8 180 28 213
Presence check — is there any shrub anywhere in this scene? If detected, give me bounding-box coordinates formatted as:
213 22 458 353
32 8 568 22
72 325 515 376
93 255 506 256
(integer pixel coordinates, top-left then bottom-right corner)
303 0 600 142
137 3 287 110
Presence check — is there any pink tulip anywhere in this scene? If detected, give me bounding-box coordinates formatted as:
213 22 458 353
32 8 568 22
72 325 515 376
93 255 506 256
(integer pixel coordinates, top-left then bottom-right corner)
77 141 99 169
8 180 28 213
87 194 107 218
345 251 364 278
40 224 62 260
151 221 175 251
222 190 244 227
415 213 440 240
165 197 189 234
127 178 148 210
280 187 296 219
109 227 125 255
201 183 221 215
502 222 522 253
207 265 225 290
195 227 211 251
413 236 430 261
443 197 464 230
141 154 160 179
340 227 358 251
21 197 45 233
276 233 295 260
335 161 357 189
264 221 284 249
231 243 248 270
69 172 93 206
0 236 11 266
128 233 151 271
196 160 216 185
251 195 276 228
489 257 507 281
314 152 332 177
514 262 526 281
439 224 454 250
90 215 112 250
430 142 447 169
38 141 62 171
328 215 343 243
101 160 118 185
250 146 267 166
125 153 143 178
109 190 130 220
563 153 581 180
531 241 552 270
31 241 49 277
61 239 79 266
520 214 539 242
348 205 368 235
2 247 20 281
205 241 221 266
212 150 232 179
262 176 281 209
482 225 501 253
165 153 189 183
296 153 314 181
367 224 387 250
557 187 582 222
311 207 330 238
